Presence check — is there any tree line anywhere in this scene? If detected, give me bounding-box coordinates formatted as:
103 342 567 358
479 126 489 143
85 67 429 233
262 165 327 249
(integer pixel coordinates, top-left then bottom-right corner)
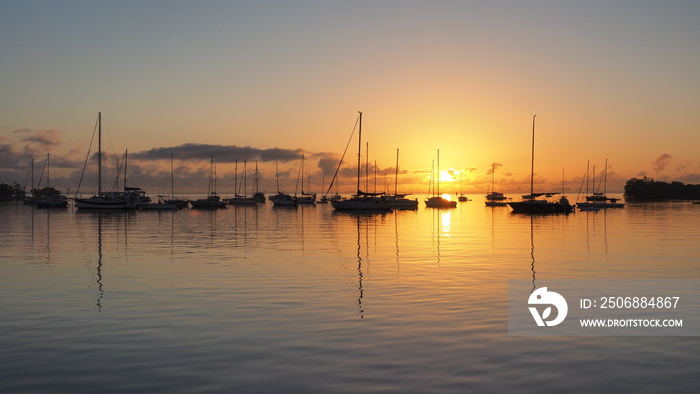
624 177 700 200
0 183 62 201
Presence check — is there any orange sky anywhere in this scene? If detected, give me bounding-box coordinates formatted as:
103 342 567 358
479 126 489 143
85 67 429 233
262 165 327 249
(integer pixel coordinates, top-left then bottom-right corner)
2 2 699 195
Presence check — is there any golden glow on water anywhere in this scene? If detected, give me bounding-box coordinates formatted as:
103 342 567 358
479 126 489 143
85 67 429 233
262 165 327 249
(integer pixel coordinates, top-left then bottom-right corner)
440 210 452 236
2 200 700 392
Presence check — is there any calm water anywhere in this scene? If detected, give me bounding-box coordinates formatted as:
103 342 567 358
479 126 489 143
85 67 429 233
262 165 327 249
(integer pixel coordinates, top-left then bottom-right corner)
1 197 699 393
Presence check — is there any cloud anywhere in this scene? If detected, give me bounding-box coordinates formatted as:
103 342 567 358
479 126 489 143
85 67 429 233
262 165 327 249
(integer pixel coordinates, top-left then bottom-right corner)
16 129 62 147
676 173 700 184
131 143 305 163
486 162 503 175
652 153 673 173
318 155 341 176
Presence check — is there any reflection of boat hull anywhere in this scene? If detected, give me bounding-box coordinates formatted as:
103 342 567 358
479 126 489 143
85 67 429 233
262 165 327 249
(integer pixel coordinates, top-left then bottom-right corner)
485 201 508 207
508 200 573 214
139 202 178 210
425 196 457 208
226 197 256 205
331 197 393 211
165 199 189 209
577 205 600 212
577 201 625 209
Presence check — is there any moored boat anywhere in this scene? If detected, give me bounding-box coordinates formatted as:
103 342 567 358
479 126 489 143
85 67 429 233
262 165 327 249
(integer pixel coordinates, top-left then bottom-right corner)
37 195 69 208
387 149 418 209
270 161 297 207
74 113 136 210
189 155 228 208
34 154 69 208
576 159 625 209
485 162 508 206
227 160 256 205
507 115 573 214
424 150 456 209
164 154 189 208
331 112 393 211
190 193 228 208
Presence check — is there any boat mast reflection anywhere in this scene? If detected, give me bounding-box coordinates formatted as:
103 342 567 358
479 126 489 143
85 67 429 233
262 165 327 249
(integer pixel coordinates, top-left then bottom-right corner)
530 215 536 292
333 209 390 318
356 215 364 318
96 214 104 311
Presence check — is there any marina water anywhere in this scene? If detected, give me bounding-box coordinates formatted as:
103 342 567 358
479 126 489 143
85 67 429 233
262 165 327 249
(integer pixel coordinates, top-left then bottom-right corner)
1 197 699 392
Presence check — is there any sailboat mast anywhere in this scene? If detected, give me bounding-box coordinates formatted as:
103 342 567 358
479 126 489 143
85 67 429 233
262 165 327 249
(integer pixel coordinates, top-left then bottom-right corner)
47 153 50 188
603 158 608 195
234 159 238 195
530 115 535 196
255 161 259 194
374 160 377 194
275 160 280 193
98 112 102 194
586 160 590 195
356 111 362 194
437 149 440 196
170 154 174 197
593 165 597 193
209 155 214 195
301 154 305 194
365 142 369 193
124 149 128 190
395 148 399 196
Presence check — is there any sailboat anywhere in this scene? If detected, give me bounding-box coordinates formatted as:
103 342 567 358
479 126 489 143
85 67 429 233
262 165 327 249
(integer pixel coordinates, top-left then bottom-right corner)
36 153 69 208
296 154 316 204
227 160 256 204
458 176 468 202
189 155 228 208
577 159 625 209
507 115 573 214
331 112 393 211
163 154 189 208
138 156 178 210
387 148 418 209
485 162 508 207
163 167 188 208
317 173 330 203
23 157 40 205
425 150 457 208
75 113 137 209
270 160 297 206
252 161 266 202
122 149 152 208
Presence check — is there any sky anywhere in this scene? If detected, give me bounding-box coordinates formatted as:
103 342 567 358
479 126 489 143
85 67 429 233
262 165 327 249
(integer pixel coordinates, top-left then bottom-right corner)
1 1 699 196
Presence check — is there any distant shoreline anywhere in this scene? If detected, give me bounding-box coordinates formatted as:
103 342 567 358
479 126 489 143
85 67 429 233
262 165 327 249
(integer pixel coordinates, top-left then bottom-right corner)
624 177 700 201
